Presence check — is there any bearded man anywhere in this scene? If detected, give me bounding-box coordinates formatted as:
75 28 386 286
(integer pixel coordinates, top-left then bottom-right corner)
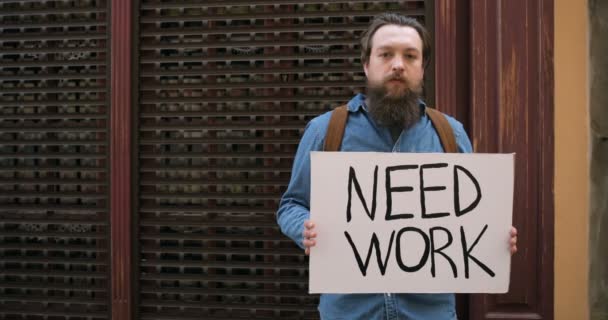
276 12 518 320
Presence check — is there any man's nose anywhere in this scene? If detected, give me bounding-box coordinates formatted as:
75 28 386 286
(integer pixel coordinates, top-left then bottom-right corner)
391 57 405 72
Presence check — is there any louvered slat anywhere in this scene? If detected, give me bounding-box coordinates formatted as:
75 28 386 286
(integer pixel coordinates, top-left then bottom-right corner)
0 0 110 319
137 1 427 320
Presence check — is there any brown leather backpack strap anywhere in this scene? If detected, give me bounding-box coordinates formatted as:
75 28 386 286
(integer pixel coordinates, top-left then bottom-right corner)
425 107 458 153
323 105 349 151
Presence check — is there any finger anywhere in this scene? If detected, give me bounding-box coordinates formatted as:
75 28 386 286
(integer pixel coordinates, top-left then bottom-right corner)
305 247 310 255
303 239 316 248
511 245 518 255
305 221 315 230
510 227 518 236
510 236 517 245
302 230 317 239
303 230 310 239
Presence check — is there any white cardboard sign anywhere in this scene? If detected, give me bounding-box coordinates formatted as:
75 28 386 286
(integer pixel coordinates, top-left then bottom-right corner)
309 152 514 294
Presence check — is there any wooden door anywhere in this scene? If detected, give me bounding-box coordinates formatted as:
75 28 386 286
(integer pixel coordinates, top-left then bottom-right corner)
434 0 554 319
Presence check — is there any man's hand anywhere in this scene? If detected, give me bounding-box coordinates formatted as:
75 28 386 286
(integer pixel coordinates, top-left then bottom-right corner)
510 226 518 255
303 220 317 255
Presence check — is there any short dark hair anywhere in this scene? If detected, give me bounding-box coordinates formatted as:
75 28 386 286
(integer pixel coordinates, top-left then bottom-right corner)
360 13 431 69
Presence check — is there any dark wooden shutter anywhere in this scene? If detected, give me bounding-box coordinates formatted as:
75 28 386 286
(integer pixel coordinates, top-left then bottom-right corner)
0 0 110 319
136 1 427 319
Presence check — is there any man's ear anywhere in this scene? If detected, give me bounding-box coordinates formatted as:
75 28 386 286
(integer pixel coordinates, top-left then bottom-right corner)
363 61 369 77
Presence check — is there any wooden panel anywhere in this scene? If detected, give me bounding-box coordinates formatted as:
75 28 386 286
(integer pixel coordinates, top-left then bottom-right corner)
433 0 470 125
110 0 133 319
469 0 554 319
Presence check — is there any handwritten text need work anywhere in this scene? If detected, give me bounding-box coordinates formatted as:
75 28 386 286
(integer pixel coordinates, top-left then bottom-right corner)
344 162 495 279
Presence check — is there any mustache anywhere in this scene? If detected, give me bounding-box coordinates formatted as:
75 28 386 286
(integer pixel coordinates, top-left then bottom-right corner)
372 74 423 95
382 74 408 84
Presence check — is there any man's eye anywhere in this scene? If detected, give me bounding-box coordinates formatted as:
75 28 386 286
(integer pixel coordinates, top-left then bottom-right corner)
380 52 391 58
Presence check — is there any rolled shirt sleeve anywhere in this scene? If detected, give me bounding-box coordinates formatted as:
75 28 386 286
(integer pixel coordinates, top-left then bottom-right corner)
276 117 326 249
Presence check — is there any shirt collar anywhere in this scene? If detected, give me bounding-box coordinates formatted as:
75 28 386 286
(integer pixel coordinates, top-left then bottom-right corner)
346 93 428 114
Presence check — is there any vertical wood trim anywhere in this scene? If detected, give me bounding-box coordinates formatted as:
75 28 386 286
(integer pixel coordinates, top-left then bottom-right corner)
434 0 456 116
424 0 436 108
470 0 499 153
434 0 469 125
538 0 554 318
110 0 133 319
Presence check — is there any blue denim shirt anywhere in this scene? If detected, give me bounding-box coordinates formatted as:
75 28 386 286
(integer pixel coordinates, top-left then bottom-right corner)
277 93 473 320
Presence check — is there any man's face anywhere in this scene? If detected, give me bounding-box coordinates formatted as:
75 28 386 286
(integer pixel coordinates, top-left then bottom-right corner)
364 24 424 97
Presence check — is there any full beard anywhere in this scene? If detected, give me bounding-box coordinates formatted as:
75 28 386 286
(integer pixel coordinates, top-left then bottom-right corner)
366 76 423 130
